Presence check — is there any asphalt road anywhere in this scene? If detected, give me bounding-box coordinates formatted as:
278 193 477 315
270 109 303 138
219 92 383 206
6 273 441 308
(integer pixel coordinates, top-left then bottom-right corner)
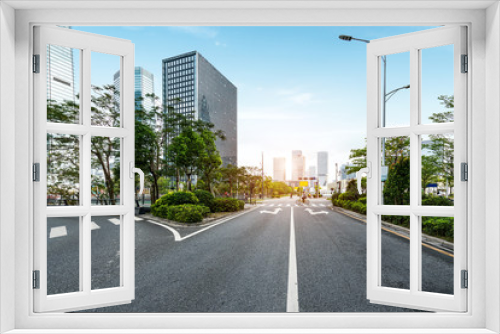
46 198 454 313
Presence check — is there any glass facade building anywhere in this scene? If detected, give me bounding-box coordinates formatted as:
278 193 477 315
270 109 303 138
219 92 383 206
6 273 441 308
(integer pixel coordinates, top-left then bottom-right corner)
317 151 329 186
162 51 237 166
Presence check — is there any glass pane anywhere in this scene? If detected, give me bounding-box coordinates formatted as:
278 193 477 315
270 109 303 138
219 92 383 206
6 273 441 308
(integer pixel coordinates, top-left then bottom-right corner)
91 52 121 127
380 52 410 128
47 45 80 124
47 216 80 295
381 215 410 290
421 216 454 294
381 136 410 206
420 45 454 125
91 215 121 290
91 137 120 205
47 133 80 206
421 134 454 204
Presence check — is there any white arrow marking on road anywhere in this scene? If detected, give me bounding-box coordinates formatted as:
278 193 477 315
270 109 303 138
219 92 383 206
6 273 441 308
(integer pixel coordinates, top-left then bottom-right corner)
109 218 121 225
305 208 328 215
49 226 67 238
260 208 283 214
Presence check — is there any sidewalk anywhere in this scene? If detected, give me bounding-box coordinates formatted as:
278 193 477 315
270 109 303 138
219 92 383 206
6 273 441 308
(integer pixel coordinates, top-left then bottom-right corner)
330 205 454 255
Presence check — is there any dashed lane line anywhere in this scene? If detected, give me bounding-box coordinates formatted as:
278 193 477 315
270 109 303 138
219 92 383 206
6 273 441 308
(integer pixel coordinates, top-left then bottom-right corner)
49 226 67 238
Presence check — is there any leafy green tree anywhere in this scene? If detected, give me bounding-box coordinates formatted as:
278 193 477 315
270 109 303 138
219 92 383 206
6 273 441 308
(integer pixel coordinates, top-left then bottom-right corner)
383 157 410 206
345 142 367 175
220 164 245 197
198 127 223 194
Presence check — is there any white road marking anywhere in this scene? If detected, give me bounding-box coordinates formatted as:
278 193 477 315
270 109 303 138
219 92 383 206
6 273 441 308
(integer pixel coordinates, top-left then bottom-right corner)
287 207 299 312
294 204 298 207
145 207 259 242
277 204 282 207
260 208 283 215
305 208 328 215
319 204 326 207
134 217 143 221
268 204 275 207
312 204 317 207
49 226 67 238
109 218 121 225
91 221 101 230
286 204 290 207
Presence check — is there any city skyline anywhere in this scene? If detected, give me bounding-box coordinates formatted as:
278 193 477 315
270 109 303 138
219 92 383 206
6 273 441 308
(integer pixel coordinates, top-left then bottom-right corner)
73 25 452 181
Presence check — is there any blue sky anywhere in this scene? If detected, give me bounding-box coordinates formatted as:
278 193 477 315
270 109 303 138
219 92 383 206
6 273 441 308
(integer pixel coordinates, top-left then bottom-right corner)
74 26 453 181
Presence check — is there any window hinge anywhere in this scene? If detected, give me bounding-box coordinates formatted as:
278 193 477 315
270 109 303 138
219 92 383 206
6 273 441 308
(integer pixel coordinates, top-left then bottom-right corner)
461 54 468 73
461 270 468 289
461 162 468 181
33 54 40 73
33 270 40 289
33 163 40 182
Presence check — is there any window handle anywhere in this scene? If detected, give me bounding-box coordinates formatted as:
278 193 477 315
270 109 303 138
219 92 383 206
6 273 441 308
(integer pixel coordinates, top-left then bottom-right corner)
129 162 145 195
356 162 371 195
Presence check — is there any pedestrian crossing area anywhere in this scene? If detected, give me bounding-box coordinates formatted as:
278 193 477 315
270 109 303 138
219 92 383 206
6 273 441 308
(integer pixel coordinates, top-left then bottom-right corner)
49 216 144 239
258 203 328 208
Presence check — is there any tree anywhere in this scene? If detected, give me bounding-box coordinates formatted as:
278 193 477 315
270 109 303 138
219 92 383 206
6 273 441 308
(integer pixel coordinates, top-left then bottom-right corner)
345 142 367 175
220 164 244 197
421 154 439 190
383 156 410 206
169 126 207 191
198 127 223 194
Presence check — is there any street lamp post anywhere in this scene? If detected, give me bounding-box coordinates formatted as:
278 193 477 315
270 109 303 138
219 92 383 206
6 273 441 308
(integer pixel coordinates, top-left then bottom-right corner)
338 35 409 166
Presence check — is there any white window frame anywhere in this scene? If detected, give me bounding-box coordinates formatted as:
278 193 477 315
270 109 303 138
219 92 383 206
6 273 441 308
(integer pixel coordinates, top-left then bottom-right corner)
365 26 467 312
1 1 499 333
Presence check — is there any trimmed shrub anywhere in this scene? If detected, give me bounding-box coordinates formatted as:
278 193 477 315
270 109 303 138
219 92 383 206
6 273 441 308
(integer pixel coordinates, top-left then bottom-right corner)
194 189 215 211
422 195 453 206
155 191 198 207
422 217 454 240
238 200 245 211
358 196 367 205
157 204 209 223
212 198 241 212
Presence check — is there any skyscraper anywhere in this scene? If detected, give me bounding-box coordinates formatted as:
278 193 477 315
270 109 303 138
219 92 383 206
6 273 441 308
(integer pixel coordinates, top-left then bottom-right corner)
292 150 306 181
114 66 156 121
162 51 237 166
309 166 316 179
273 157 286 182
318 151 329 186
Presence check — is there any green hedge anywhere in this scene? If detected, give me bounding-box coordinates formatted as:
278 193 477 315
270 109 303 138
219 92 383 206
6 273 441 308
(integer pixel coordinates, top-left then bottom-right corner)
153 204 209 223
422 217 454 240
193 189 215 212
332 199 367 215
154 191 199 207
212 198 244 213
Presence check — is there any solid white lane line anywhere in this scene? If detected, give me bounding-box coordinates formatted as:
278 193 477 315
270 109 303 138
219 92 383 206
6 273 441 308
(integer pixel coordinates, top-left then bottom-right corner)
146 220 181 241
109 218 120 225
49 226 67 238
286 207 299 312
144 207 259 242
91 221 101 230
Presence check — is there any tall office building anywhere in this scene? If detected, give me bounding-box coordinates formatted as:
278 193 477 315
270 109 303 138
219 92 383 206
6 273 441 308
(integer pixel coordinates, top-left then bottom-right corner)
273 157 286 182
46 28 78 108
114 66 157 128
162 51 237 166
318 151 329 186
308 166 317 178
292 150 306 181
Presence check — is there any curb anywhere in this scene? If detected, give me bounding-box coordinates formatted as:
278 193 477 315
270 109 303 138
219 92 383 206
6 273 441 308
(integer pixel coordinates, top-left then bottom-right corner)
330 205 454 256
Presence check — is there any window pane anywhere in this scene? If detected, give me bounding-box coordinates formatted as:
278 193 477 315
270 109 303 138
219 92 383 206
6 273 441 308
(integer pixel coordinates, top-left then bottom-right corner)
421 134 454 204
91 137 120 205
47 217 80 295
380 52 410 128
91 52 121 127
47 133 80 206
421 216 454 295
381 136 410 205
381 215 410 290
91 215 121 290
420 45 454 125
47 45 80 124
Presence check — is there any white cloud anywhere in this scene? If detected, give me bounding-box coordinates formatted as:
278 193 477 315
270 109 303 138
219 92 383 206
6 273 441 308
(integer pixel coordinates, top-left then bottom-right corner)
215 41 227 47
